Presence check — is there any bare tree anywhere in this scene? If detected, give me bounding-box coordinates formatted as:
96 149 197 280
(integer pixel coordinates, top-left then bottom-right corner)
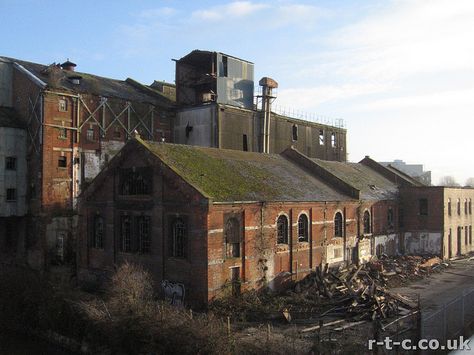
465 177 474 187
438 176 460 187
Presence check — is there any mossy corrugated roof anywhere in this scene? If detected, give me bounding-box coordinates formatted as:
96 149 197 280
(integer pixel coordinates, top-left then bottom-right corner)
311 158 399 200
140 140 351 203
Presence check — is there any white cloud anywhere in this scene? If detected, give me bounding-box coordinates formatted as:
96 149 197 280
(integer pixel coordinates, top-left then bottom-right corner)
192 1 269 21
139 7 177 19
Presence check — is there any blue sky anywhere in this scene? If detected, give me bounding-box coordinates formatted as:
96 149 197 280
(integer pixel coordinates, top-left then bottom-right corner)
1 0 474 184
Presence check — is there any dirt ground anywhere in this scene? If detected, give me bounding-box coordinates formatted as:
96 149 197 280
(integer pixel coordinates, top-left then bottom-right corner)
390 257 474 316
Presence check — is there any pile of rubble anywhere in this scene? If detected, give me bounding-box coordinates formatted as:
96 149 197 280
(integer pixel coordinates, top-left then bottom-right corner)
368 255 447 287
291 255 444 321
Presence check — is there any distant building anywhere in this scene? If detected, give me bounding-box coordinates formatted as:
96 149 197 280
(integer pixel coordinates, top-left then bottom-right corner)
380 159 431 185
400 186 474 258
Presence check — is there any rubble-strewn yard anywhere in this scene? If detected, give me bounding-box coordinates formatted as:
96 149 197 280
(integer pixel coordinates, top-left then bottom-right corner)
211 255 449 353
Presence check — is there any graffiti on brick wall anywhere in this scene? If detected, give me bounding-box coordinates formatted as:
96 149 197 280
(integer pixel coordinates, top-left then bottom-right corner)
161 280 185 306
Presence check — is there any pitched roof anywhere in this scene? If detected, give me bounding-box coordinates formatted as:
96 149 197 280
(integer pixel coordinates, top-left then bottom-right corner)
0 56 174 107
0 106 25 128
139 140 352 203
310 158 399 200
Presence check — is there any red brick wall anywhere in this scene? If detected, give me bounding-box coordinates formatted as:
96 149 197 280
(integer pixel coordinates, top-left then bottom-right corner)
400 187 444 231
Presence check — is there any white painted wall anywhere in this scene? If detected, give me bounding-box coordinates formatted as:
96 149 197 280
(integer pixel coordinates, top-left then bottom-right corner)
404 232 442 255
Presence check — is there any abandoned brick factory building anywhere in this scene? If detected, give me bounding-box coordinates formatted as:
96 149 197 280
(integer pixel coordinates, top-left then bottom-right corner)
78 138 473 306
1 50 474 305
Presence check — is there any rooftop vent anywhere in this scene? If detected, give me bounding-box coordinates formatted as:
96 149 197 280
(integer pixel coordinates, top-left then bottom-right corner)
61 59 77 72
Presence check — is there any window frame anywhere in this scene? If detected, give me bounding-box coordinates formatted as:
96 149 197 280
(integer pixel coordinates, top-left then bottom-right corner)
6 188 16 202
419 198 428 216
58 156 67 168
363 210 371 234
224 217 241 258
170 217 186 258
334 212 343 238
5 156 17 170
297 213 309 243
92 215 104 249
276 214 289 244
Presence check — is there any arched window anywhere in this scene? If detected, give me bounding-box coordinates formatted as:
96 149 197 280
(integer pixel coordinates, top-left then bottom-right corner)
470 199 472 215
465 199 468 215
93 215 104 249
363 211 371 234
277 215 289 244
171 218 186 258
457 199 461 215
225 218 241 258
298 214 309 242
448 198 452 216
334 212 343 237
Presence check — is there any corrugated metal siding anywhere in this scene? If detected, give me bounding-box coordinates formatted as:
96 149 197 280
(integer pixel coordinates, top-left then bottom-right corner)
216 53 254 109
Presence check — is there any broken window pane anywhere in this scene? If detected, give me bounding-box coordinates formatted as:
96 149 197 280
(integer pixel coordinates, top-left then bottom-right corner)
242 134 248 152
277 215 289 244
171 218 186 258
331 132 336 147
93 215 104 249
58 156 67 168
319 130 324 145
5 157 16 170
292 124 298 141
225 217 240 258
137 216 151 253
363 211 371 234
120 215 131 252
298 214 309 242
6 188 16 201
334 212 343 237
119 168 152 195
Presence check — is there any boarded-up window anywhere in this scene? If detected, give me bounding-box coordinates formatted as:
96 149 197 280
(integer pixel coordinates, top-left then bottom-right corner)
225 217 241 258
